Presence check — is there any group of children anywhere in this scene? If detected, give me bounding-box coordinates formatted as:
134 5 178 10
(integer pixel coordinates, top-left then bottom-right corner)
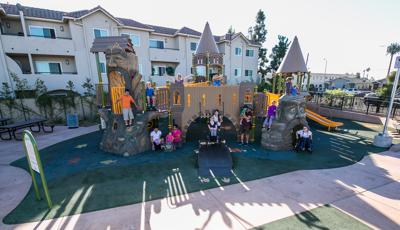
150 125 182 151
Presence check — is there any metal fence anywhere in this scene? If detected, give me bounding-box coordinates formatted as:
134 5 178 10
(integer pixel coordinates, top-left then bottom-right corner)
309 93 400 117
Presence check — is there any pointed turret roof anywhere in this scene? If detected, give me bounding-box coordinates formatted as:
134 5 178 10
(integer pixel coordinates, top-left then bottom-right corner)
277 36 308 73
195 22 220 54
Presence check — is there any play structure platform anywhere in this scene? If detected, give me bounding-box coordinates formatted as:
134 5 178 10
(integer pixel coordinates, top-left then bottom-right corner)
305 109 343 130
197 141 233 177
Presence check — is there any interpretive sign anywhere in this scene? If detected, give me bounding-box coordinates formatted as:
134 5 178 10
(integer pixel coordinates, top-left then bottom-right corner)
22 130 52 208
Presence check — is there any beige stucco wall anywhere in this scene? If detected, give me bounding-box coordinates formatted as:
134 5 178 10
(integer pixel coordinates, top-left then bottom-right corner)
0 18 23 34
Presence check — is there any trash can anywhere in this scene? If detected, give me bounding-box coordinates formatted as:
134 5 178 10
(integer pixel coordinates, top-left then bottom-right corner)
66 113 79 129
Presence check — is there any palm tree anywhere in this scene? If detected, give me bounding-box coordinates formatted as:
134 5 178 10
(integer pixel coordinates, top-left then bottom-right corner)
386 43 400 77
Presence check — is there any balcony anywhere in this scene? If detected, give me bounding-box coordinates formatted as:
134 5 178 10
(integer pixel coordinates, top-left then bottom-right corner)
149 47 181 63
1 34 75 55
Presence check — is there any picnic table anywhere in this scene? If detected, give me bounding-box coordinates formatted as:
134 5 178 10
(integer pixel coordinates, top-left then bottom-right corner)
0 118 54 140
0 118 10 126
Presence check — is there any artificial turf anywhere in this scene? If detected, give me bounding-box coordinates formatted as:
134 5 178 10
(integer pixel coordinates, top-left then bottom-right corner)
253 204 372 230
3 118 385 224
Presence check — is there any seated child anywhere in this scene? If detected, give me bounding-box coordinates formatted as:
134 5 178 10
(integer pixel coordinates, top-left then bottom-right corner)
164 132 174 152
208 119 218 142
295 126 313 153
150 127 162 151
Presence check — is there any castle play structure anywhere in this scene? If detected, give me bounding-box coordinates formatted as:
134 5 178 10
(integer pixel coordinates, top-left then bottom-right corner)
91 22 342 156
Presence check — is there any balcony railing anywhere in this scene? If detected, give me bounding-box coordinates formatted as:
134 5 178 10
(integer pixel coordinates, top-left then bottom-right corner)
34 71 78 75
28 34 72 40
1 32 24 36
149 47 179 51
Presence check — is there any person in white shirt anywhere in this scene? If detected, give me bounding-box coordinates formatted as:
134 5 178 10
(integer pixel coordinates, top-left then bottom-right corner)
150 127 162 151
296 126 313 153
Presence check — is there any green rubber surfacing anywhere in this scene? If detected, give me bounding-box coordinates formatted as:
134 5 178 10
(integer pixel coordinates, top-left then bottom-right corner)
253 205 372 230
3 119 386 224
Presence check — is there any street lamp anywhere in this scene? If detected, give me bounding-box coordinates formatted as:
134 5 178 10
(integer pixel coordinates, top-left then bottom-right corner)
373 56 400 147
323 58 327 75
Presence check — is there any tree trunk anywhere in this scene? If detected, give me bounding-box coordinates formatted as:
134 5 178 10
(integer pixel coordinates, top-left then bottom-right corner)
387 54 394 78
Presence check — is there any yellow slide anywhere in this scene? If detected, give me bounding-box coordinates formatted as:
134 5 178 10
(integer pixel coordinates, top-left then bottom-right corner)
305 109 343 131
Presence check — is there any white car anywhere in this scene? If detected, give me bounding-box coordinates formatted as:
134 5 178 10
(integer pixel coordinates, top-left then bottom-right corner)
344 88 361 94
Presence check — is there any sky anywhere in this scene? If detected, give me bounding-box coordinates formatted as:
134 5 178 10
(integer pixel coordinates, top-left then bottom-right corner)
5 0 400 79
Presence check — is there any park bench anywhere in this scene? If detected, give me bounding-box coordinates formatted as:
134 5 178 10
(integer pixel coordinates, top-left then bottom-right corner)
0 118 55 140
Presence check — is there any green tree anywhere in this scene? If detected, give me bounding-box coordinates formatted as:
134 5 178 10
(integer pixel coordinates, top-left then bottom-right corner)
35 78 47 95
268 35 291 72
251 10 268 82
82 78 95 96
386 43 400 78
227 26 235 35
0 82 15 117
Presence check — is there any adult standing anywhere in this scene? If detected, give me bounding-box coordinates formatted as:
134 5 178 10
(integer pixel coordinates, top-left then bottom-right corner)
240 110 252 145
171 124 182 148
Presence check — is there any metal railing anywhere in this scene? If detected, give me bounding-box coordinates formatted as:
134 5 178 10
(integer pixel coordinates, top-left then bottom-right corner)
28 34 73 40
309 93 400 117
34 71 78 75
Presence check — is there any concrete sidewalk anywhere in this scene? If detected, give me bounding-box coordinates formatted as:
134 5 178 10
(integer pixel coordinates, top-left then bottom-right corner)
1 127 399 230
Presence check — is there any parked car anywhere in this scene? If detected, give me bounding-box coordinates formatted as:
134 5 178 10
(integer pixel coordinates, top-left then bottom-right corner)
344 88 361 94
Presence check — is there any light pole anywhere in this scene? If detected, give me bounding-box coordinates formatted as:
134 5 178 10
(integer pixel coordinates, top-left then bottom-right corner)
373 56 400 147
323 58 327 75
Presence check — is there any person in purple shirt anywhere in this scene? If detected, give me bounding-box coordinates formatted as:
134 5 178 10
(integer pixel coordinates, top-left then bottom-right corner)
285 78 292 95
263 101 277 130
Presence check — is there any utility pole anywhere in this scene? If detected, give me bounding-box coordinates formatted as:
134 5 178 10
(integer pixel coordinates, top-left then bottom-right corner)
373 56 400 147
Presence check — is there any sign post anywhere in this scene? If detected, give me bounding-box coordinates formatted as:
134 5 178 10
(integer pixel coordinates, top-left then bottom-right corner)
22 130 52 208
373 56 400 147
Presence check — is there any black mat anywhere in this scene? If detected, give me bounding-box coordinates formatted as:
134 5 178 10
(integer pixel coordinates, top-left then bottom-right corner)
197 141 233 176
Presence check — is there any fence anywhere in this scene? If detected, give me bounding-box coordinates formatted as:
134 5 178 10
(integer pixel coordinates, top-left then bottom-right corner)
309 93 400 117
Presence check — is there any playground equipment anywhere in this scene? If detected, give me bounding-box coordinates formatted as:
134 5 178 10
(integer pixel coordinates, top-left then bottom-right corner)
305 109 343 131
91 36 161 155
262 36 311 150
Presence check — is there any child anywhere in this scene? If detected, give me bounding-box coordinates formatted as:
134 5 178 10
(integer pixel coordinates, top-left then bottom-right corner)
296 126 313 153
117 89 138 127
285 78 292 95
208 119 218 142
165 131 174 151
150 127 162 151
146 82 156 110
171 125 182 149
263 101 277 130
240 113 252 145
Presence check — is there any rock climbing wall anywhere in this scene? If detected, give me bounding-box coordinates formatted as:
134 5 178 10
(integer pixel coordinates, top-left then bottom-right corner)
261 94 309 150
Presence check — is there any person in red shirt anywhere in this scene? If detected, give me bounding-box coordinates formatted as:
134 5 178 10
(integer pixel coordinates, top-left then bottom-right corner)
117 89 138 127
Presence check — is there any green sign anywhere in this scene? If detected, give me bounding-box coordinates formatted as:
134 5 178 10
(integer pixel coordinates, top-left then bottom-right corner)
22 130 52 209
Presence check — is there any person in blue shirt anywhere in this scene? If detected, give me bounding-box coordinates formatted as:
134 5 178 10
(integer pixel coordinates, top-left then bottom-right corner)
146 82 156 110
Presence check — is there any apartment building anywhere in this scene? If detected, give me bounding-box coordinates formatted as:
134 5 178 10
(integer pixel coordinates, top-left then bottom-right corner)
0 3 260 93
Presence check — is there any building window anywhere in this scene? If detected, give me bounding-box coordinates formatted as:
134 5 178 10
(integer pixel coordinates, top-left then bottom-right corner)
232 93 237 105
94 28 108 38
234 68 241 77
235 47 242 56
34 61 62 74
29 26 56 39
187 94 191 107
244 90 252 104
245 70 253 77
152 65 166 76
190 42 197 51
245 49 254 57
217 94 222 106
149 40 164 49
201 94 206 107
99 62 106 73
173 91 181 105
121 33 140 47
